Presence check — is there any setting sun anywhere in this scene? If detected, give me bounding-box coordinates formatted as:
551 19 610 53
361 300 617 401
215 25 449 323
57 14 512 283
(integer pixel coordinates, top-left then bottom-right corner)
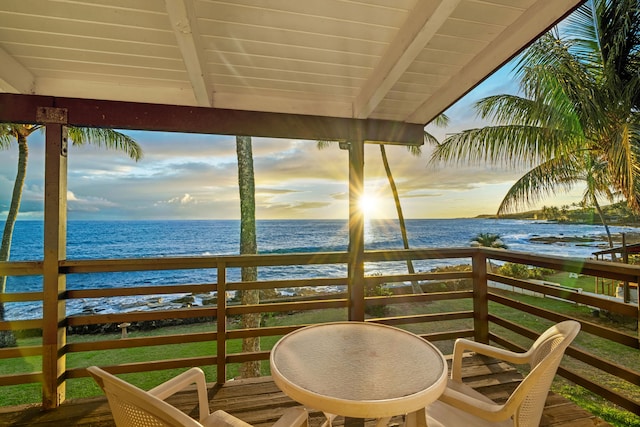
358 194 380 217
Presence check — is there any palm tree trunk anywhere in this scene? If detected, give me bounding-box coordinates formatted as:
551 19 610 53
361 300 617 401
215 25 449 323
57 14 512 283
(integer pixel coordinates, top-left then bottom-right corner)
236 136 260 378
592 196 617 261
0 134 26 346
379 145 422 294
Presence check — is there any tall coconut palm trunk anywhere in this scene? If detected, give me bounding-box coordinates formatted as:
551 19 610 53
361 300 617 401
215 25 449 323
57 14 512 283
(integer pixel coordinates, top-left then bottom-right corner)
379 145 422 294
236 135 260 378
0 134 27 346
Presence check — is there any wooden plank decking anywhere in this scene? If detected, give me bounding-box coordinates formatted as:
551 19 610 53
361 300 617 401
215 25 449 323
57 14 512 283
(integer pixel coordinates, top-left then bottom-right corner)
0 355 611 427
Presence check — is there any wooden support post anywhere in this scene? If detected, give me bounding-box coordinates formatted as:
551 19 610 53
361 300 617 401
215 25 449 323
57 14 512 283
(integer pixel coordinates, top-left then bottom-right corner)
636 276 640 346
347 138 365 322
216 262 227 384
42 123 68 408
472 251 489 344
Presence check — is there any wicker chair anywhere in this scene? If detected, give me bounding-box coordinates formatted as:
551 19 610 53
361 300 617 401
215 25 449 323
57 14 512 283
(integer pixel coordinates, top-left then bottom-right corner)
426 320 581 427
88 366 308 427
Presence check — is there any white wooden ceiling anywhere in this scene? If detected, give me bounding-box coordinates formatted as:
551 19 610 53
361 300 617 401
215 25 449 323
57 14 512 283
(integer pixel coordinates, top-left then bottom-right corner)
0 0 583 126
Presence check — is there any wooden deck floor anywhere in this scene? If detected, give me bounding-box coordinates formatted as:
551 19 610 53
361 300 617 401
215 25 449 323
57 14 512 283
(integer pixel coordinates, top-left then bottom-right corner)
0 355 610 427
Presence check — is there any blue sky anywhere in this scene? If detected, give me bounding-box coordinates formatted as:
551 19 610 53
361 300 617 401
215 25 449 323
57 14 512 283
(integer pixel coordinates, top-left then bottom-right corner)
0 63 583 221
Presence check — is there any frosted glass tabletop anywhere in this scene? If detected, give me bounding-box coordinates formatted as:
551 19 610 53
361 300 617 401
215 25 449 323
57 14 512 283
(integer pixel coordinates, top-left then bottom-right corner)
270 322 447 419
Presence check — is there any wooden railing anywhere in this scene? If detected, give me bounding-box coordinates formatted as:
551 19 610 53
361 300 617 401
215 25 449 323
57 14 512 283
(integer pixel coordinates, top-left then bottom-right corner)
0 248 638 416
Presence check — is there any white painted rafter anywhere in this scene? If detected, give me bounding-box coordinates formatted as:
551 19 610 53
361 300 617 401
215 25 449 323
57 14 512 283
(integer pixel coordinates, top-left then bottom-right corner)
164 0 212 107
406 0 583 124
0 46 35 94
352 0 461 119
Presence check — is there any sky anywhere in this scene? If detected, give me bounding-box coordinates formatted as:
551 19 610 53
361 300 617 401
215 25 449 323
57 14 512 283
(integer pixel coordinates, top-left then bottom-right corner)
0 65 584 221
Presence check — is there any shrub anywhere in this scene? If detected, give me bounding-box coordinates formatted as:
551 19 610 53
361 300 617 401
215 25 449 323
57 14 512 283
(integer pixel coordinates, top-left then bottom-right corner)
364 282 392 318
497 262 532 279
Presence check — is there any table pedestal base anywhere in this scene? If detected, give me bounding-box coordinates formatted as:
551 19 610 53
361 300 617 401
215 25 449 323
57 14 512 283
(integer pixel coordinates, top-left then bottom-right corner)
320 409 428 427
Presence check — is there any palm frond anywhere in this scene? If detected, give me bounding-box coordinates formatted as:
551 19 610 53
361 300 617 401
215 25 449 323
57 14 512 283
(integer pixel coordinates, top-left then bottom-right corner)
0 124 13 149
498 156 582 214
316 140 336 150
430 113 449 128
475 94 582 137
67 128 143 161
429 125 579 169
562 1 602 67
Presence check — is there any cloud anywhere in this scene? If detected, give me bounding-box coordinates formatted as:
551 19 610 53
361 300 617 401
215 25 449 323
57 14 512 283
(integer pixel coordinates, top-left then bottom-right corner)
168 193 197 205
153 193 199 206
260 201 331 218
257 188 300 195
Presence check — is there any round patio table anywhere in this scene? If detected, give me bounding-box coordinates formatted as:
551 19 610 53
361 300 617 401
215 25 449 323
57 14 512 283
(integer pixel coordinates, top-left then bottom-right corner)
270 322 447 427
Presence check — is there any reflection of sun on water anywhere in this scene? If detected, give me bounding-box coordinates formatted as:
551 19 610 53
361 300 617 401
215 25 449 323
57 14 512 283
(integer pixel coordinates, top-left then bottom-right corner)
359 194 380 245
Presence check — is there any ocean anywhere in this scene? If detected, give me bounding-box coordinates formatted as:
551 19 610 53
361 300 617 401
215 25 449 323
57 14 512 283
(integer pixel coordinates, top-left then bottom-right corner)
3 218 636 320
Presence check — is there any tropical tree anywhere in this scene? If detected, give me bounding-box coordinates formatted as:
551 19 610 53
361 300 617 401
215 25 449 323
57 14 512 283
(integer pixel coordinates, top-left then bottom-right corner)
236 135 260 378
469 233 508 249
317 116 448 295
429 0 640 245
0 124 142 347
470 232 507 273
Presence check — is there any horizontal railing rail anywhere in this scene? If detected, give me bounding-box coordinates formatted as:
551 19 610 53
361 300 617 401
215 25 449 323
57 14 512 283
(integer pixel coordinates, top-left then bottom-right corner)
0 247 638 417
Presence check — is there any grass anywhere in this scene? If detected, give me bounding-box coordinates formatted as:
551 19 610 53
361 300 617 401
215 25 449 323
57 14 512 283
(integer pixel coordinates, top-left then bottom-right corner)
555 383 640 427
0 290 637 427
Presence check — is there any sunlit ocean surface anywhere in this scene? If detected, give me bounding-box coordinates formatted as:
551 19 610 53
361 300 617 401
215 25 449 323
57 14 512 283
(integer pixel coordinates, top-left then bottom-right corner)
3 219 636 320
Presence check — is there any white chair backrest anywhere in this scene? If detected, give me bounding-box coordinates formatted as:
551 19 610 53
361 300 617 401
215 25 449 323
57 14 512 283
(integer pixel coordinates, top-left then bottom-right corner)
510 321 580 427
87 366 203 427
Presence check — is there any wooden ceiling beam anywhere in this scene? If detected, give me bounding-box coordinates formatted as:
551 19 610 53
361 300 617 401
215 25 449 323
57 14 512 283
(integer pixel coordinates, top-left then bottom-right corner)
406 0 586 124
0 93 424 145
353 0 461 119
164 0 212 107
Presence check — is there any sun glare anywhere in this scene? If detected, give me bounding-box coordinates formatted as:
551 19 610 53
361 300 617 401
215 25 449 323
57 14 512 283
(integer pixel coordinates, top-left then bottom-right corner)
358 194 380 218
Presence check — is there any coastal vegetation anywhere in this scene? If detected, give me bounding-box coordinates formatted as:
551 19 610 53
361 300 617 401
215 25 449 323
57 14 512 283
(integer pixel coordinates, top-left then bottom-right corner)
469 232 508 249
478 201 640 226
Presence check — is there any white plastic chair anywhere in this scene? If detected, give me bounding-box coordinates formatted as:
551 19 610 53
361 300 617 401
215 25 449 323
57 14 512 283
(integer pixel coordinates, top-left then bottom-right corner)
87 366 308 427
426 320 581 427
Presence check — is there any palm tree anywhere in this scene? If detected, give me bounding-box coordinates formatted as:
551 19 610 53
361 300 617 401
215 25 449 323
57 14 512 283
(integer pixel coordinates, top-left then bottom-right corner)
470 233 507 273
236 135 260 378
0 124 142 347
429 0 640 242
469 233 508 249
318 116 448 294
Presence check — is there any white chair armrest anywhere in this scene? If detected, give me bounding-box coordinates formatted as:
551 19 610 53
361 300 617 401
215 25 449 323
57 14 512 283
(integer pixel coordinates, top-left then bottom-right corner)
272 407 308 427
451 338 531 382
439 385 513 422
203 410 254 427
148 367 210 421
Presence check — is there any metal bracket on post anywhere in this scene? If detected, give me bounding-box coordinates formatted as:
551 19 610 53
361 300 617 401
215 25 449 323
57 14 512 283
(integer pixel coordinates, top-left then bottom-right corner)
36 107 69 157
61 132 68 157
36 107 68 124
